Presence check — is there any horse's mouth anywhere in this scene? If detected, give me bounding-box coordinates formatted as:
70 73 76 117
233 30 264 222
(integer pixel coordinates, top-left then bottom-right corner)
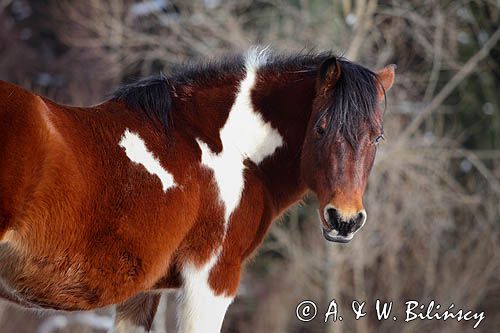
322 228 354 243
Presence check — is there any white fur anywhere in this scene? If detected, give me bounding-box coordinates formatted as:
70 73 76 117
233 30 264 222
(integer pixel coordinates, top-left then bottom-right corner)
178 253 233 333
197 48 283 226
119 129 176 192
178 49 282 333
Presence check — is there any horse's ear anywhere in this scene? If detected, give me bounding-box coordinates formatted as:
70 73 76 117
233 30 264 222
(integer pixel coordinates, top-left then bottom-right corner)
376 64 396 100
317 57 341 93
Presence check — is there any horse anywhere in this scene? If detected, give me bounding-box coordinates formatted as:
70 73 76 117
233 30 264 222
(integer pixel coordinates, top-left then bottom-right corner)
0 48 395 332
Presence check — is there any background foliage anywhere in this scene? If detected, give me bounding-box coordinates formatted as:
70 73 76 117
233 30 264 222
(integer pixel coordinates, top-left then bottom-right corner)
0 0 499 332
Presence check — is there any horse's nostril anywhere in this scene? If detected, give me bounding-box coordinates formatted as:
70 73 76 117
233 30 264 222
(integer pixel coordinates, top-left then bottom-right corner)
356 212 364 224
357 211 367 225
326 207 341 230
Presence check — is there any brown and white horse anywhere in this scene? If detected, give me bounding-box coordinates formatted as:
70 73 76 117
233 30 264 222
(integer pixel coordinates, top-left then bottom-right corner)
0 49 394 332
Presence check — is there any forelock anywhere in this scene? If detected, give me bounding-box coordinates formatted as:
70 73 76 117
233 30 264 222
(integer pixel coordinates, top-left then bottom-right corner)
318 58 380 146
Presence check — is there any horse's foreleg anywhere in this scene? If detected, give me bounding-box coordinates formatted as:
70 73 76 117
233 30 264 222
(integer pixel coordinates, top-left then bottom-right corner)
177 260 240 333
112 292 161 333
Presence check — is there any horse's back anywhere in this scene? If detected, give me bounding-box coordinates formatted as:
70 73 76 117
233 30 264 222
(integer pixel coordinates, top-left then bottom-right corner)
0 80 38 107
0 80 50 128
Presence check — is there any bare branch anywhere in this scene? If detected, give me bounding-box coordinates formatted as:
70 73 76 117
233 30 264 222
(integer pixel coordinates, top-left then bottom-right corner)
398 25 500 142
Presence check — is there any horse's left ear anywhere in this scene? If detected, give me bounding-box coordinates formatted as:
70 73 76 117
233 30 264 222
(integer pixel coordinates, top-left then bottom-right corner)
317 57 341 94
376 64 396 100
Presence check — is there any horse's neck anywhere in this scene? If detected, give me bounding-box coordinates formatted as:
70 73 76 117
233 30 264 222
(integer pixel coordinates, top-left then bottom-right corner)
174 69 316 216
254 73 316 214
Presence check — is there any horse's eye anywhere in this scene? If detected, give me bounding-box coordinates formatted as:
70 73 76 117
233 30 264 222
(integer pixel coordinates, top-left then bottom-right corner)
374 134 385 145
315 125 326 137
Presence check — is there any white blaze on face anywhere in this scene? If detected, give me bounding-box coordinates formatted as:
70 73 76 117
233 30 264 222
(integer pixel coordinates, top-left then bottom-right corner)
119 128 176 192
197 47 283 228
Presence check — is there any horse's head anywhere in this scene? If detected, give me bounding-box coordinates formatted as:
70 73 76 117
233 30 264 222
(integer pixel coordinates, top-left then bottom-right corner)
300 57 395 243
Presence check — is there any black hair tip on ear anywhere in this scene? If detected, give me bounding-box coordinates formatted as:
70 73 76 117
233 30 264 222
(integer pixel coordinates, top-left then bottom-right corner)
318 57 340 83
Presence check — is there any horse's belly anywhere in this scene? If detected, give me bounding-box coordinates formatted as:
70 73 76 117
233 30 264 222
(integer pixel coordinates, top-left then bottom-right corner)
0 244 152 311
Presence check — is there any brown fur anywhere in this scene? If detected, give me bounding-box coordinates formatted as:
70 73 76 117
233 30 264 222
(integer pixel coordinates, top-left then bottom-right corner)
0 57 394 327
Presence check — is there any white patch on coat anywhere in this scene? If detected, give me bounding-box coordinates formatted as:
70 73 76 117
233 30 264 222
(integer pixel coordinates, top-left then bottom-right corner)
179 48 277 332
178 252 233 333
197 48 283 226
119 129 176 192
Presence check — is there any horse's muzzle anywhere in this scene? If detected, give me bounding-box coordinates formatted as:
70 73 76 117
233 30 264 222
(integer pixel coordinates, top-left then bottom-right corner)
322 205 366 243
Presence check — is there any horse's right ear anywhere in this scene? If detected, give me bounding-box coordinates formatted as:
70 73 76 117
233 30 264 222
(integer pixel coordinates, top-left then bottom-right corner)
317 57 341 93
376 64 396 100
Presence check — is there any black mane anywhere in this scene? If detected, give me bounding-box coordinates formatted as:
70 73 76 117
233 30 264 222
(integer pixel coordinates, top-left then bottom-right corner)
111 54 245 134
111 51 379 141
112 73 173 133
